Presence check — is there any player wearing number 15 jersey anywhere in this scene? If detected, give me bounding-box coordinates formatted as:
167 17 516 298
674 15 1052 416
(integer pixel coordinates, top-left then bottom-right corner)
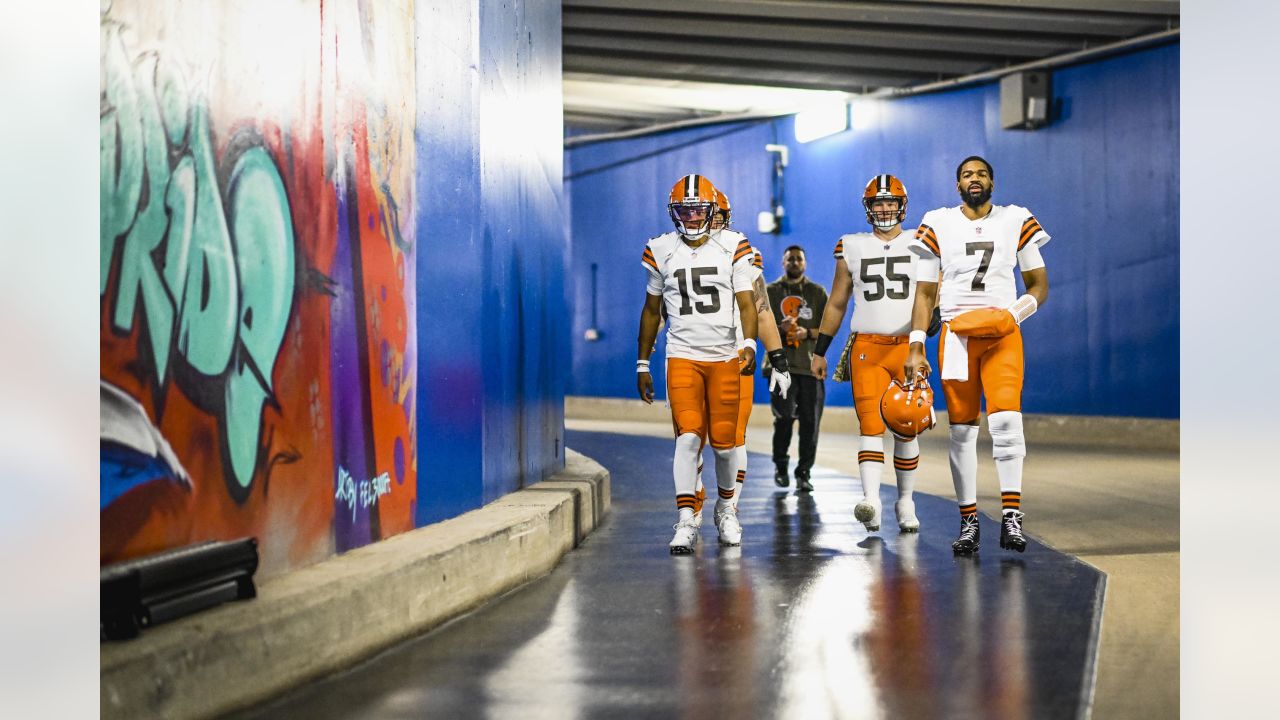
905 156 1051 555
636 174 767 555
811 174 927 534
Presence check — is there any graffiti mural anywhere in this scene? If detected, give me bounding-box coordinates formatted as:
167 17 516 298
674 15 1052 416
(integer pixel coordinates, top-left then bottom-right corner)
99 0 418 577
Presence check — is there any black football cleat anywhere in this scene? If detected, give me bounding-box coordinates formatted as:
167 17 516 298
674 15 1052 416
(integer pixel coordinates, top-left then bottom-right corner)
952 515 981 555
1000 510 1027 553
774 465 790 488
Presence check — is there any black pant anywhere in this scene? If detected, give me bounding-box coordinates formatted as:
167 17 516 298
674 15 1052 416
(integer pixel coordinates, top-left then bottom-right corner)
770 373 825 476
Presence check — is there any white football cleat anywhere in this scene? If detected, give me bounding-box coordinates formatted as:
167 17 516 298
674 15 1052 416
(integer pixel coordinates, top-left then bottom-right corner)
714 505 742 546
854 499 882 532
669 518 700 555
895 498 920 533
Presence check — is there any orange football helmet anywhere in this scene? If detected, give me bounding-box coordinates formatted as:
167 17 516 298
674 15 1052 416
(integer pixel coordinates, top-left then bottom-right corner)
668 174 719 238
880 378 936 440
712 189 732 230
863 174 908 230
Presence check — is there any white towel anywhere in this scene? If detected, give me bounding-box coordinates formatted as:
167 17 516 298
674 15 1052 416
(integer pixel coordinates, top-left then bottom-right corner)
941 324 970 382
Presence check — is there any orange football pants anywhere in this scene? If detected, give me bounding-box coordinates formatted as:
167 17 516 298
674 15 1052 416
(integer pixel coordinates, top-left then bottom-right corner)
736 373 755 446
849 334 911 437
938 323 1024 424
667 357 741 449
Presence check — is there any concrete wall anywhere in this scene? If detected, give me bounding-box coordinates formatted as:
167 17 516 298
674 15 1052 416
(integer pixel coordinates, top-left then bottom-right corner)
100 0 565 577
564 43 1179 419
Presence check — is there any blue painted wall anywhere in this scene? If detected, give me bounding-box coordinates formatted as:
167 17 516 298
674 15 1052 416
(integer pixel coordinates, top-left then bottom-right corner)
565 43 1179 419
416 0 566 526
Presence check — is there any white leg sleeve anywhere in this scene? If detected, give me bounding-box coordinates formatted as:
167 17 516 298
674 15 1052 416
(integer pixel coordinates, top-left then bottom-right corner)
713 445 737 509
988 411 1025 494
732 444 748 506
858 435 885 503
949 424 979 505
893 437 920 500
674 433 701 518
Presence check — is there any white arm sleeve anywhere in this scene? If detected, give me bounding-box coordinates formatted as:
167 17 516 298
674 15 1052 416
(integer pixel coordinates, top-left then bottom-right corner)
916 255 940 279
731 256 756 294
644 266 663 296
1016 243 1045 272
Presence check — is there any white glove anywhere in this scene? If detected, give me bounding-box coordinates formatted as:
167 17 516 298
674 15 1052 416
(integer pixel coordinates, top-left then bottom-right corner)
769 369 792 399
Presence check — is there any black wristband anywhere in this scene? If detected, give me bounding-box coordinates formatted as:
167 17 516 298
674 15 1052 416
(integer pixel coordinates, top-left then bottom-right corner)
767 348 789 374
814 332 835 357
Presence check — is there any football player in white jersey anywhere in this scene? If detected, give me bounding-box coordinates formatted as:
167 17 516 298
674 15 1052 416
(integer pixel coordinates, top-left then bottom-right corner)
811 175 927 533
904 156 1050 555
689 191 792 546
637 175 764 554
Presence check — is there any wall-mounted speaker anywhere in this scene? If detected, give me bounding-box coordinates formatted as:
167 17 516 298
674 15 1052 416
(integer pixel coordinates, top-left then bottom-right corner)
1000 71 1052 130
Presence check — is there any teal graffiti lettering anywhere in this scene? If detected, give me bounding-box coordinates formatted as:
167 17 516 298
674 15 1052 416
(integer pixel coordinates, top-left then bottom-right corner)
100 20 295 499
100 21 144 294
223 148 296 491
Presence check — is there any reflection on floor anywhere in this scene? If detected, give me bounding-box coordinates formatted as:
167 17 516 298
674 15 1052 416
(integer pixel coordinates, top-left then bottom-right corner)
231 430 1105 720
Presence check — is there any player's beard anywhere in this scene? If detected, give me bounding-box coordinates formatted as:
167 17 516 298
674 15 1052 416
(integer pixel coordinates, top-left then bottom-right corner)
961 185 991 209
785 265 804 280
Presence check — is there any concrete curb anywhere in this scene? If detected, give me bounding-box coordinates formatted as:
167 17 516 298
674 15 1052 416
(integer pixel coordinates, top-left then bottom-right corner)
101 449 610 720
565 395 1178 451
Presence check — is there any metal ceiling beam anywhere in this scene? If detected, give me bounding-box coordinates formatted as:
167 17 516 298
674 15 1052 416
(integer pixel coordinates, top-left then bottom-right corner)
564 11 1078 58
873 26 1179 97
890 0 1180 15
563 32 990 76
562 0 1172 37
563 52 923 92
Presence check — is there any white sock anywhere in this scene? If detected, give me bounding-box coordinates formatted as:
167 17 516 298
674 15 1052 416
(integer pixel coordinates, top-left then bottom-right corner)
949 424 979 506
893 437 920 501
731 444 748 507
988 411 1026 515
713 445 737 511
857 435 885 505
674 433 701 517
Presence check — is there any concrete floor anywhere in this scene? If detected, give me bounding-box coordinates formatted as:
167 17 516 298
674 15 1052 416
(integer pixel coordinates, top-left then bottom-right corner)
232 430 1107 720
566 410 1179 719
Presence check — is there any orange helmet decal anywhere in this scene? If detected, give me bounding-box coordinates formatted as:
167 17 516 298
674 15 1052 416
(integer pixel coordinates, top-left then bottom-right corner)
780 295 804 318
880 378 936 440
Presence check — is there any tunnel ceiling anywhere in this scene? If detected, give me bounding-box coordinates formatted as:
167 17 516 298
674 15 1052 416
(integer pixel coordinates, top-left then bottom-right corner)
562 0 1179 132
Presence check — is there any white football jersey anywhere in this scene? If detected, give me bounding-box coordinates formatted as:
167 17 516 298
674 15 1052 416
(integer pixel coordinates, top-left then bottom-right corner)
643 230 757 361
911 205 1049 320
833 229 920 336
734 245 765 347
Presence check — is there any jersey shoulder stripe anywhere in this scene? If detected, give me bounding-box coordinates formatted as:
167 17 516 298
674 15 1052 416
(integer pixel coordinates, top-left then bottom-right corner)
751 248 763 270
915 224 940 256
1018 215 1044 250
833 237 844 259
641 246 659 271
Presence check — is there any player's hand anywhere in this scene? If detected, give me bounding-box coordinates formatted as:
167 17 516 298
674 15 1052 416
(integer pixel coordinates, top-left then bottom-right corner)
812 355 828 379
637 372 654 404
738 346 757 375
905 345 931 381
769 369 792 399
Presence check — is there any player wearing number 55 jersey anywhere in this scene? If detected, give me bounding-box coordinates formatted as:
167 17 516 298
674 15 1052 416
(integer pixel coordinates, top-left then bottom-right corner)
905 156 1051 555
811 174 927 534
636 174 777 555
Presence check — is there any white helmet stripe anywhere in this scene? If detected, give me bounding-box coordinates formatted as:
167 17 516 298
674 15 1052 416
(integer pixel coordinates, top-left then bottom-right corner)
685 174 699 200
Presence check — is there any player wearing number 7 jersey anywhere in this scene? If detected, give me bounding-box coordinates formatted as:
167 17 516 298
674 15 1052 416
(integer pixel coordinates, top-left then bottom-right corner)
636 174 765 555
811 174 928 534
904 156 1051 555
